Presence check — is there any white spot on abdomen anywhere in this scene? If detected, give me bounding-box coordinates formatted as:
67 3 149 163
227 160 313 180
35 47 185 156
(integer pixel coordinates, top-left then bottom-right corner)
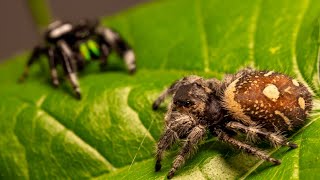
292 79 299 86
264 71 274 77
284 87 292 94
223 78 256 125
262 84 280 101
275 110 292 130
298 97 306 110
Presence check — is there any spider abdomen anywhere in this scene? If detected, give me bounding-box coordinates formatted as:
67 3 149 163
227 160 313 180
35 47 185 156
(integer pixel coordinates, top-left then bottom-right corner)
223 70 312 132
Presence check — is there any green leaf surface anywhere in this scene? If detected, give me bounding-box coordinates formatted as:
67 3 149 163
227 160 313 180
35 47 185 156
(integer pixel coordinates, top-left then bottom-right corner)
1 0 320 179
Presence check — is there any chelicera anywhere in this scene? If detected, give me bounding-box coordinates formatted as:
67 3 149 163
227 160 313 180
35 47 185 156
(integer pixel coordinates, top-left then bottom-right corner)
19 19 136 99
152 68 312 179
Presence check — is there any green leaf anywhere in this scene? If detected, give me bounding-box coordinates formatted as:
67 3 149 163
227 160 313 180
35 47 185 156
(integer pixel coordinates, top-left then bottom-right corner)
1 0 320 179
27 0 52 29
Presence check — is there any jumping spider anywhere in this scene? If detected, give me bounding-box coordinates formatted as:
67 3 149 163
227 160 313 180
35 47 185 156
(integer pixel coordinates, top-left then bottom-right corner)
152 68 312 179
19 19 136 99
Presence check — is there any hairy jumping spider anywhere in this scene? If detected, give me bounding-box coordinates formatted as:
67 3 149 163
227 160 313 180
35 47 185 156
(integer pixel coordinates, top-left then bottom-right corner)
19 19 136 99
153 68 312 179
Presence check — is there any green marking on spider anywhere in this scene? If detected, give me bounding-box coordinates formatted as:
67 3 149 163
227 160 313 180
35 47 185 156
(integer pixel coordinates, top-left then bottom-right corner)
87 39 100 57
79 43 91 61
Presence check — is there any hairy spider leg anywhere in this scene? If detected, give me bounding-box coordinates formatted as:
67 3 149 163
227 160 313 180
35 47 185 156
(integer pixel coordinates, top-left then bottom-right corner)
215 129 281 165
155 111 196 172
226 121 297 148
97 38 111 71
167 124 207 179
47 47 59 86
155 128 178 172
97 27 136 73
19 45 47 82
205 78 222 94
153 80 180 110
58 40 81 99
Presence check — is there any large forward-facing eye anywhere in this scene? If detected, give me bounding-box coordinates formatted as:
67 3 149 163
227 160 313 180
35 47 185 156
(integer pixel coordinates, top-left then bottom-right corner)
174 100 194 107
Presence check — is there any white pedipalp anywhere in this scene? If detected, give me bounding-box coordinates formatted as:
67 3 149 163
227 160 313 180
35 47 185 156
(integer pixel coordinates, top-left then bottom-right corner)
50 24 73 38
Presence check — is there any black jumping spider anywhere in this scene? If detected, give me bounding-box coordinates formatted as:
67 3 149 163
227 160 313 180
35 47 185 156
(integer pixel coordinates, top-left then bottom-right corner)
153 68 312 179
19 19 136 99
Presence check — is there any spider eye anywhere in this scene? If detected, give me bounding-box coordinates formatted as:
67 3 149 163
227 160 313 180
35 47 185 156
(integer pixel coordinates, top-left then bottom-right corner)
196 83 202 87
174 100 194 107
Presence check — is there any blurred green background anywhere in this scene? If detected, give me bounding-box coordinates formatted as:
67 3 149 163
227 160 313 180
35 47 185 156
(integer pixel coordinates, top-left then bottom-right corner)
0 0 151 61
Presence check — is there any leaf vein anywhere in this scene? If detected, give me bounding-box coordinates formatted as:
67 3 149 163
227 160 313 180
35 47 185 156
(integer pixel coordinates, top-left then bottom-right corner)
15 96 117 172
196 0 210 73
292 0 314 95
248 0 262 67
296 137 302 179
12 104 30 179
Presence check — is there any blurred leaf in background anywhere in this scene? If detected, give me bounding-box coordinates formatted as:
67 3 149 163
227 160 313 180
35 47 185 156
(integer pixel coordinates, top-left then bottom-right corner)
1 0 320 179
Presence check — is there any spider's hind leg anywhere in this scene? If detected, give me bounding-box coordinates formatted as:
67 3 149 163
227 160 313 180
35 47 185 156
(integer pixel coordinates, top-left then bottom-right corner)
98 42 111 71
226 121 297 148
96 27 136 74
215 129 281 165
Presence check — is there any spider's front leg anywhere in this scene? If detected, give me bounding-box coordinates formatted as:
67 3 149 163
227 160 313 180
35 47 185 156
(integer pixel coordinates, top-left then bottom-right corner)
167 124 207 179
155 127 178 172
19 45 47 82
19 45 60 87
58 40 82 99
155 111 196 172
152 80 181 110
96 27 136 73
152 76 202 110
47 47 60 87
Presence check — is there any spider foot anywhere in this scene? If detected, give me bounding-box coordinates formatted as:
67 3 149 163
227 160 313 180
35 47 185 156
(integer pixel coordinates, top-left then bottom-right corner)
270 158 281 165
52 80 59 87
99 63 108 71
129 66 136 74
286 142 298 149
155 161 162 172
152 102 159 110
75 88 82 99
18 77 25 83
18 68 29 83
167 170 175 179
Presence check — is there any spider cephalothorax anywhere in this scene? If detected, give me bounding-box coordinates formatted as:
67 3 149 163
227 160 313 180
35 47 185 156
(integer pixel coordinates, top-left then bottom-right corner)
153 68 312 179
19 19 136 99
